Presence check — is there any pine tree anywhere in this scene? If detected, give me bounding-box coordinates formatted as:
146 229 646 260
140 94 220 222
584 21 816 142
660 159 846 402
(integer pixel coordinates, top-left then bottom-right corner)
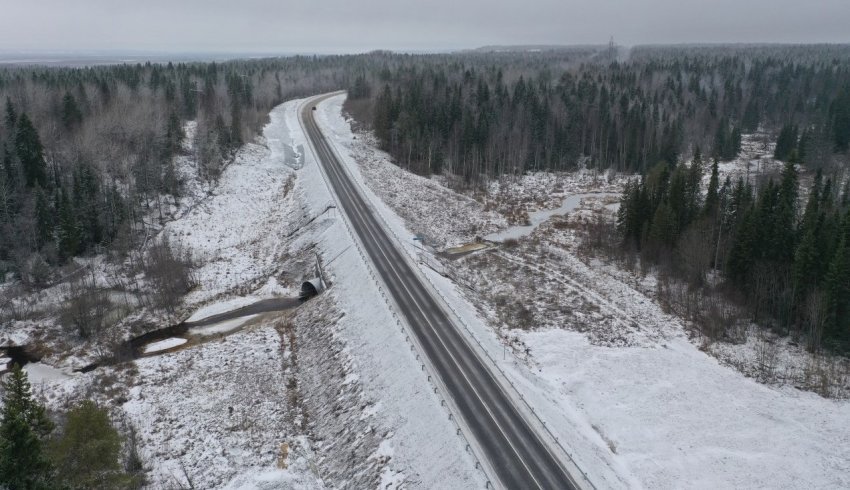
0 365 54 489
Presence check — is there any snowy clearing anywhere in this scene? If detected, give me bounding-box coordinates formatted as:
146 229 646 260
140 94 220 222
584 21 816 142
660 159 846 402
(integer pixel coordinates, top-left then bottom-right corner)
485 192 619 242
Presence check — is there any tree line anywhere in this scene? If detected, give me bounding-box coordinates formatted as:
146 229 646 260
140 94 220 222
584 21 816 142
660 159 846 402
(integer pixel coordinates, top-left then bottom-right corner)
350 45 850 186
618 152 850 352
0 56 360 286
342 46 850 353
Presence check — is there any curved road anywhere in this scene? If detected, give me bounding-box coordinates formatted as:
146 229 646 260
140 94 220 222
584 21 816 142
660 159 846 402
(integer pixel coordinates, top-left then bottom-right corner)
301 93 587 490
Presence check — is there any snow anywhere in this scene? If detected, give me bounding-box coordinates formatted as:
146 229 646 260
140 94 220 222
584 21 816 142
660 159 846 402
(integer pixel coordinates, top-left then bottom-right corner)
315 92 850 489
187 297 261 322
312 115 507 250
107 99 338 488
122 325 321 489
188 315 258 336
8 91 840 490
485 192 619 242
23 362 71 382
142 337 188 354
293 94 486 488
223 465 322 490
161 124 302 307
524 329 850 489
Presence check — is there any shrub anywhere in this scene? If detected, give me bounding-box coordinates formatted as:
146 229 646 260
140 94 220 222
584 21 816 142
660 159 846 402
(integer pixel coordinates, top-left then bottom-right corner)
144 236 196 312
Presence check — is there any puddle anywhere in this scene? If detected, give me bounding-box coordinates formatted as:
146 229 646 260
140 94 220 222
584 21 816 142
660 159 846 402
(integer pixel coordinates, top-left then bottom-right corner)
485 192 619 242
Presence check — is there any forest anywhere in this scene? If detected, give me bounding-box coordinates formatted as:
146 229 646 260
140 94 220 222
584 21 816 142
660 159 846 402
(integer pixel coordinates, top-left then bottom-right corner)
354 45 850 184
3 46 850 354
0 55 362 285
346 45 850 353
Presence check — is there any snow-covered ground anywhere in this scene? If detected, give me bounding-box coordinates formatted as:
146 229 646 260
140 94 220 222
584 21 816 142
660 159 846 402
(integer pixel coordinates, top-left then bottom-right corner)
318 93 850 489
484 192 619 242
7 92 847 489
290 96 486 488
141 337 187 354
123 323 323 489
2 95 492 489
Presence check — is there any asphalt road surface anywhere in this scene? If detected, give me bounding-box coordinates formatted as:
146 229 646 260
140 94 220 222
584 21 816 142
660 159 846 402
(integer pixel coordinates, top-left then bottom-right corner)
301 94 585 490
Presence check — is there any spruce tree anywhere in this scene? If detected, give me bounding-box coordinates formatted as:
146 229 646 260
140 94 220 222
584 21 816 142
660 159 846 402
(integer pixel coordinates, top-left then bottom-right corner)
0 365 54 489
704 158 720 217
3 97 16 131
825 238 850 346
34 187 53 249
774 124 798 161
830 87 850 152
57 188 80 260
60 93 83 130
15 114 48 188
50 401 135 490
2 144 16 191
774 160 799 263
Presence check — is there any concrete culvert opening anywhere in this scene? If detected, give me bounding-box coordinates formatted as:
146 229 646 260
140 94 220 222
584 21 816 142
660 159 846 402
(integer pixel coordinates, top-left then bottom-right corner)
299 277 325 301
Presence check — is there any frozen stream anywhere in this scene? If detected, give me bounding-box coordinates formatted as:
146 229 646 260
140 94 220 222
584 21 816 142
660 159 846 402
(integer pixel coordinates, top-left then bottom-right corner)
485 192 619 242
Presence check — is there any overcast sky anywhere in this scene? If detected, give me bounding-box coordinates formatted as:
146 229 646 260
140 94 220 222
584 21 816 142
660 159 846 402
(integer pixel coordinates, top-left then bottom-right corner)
1 0 849 54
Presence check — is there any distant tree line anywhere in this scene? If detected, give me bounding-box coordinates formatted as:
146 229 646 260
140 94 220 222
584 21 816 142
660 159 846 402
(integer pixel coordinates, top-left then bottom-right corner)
348 45 850 186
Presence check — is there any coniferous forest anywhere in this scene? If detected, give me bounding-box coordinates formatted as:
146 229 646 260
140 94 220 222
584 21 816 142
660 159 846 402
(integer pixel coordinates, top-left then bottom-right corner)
345 45 850 353
0 56 357 283
3 46 850 353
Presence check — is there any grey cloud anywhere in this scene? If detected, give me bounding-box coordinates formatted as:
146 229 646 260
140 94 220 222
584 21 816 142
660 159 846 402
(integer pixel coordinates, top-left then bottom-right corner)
1 0 848 53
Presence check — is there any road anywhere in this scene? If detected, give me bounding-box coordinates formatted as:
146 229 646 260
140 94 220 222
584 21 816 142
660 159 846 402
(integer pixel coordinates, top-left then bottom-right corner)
301 93 585 490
